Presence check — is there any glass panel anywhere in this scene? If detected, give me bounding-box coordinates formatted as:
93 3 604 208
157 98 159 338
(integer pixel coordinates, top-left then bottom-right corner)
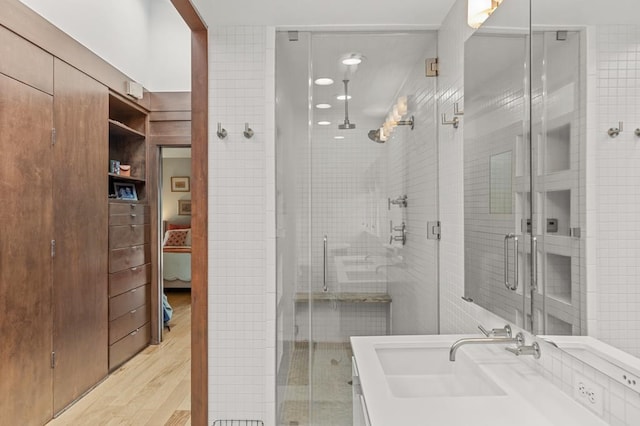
530 27 583 335
463 0 532 330
276 30 440 425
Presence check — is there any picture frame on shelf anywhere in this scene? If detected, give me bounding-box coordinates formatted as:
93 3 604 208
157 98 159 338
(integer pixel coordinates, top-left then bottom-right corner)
171 176 190 192
178 199 192 215
114 182 138 200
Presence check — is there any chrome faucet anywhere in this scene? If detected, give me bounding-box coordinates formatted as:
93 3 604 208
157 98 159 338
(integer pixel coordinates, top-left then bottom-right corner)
449 332 524 361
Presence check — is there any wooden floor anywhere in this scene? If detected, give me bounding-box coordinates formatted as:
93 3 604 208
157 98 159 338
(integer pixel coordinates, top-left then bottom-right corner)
48 290 192 426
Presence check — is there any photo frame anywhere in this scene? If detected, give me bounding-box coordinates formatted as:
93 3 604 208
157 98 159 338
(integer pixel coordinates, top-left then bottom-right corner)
114 182 138 200
178 199 192 215
171 176 190 192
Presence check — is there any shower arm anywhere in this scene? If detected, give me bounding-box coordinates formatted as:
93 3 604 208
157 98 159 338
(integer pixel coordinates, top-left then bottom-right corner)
343 80 350 125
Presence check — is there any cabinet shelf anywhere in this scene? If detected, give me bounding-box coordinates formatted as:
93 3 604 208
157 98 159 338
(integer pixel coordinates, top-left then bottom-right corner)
109 119 145 139
108 173 146 183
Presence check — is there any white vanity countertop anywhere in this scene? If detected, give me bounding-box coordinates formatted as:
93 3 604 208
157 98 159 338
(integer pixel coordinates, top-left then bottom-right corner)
351 334 608 426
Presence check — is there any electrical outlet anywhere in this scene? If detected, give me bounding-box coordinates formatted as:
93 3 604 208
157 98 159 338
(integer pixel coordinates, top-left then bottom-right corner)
573 373 604 416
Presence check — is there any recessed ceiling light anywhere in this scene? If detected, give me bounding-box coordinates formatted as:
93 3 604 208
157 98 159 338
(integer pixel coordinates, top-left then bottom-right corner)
314 78 334 86
342 55 362 66
334 136 345 140
317 121 331 126
315 103 332 109
336 95 352 101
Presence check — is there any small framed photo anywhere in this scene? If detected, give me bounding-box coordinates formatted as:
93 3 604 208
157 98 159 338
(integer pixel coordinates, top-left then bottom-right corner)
178 199 192 215
171 176 190 192
114 182 138 200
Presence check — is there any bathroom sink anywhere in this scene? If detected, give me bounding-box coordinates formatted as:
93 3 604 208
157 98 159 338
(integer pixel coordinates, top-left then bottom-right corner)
375 346 506 398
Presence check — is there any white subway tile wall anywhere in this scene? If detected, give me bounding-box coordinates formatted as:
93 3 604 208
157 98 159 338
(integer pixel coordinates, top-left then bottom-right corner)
594 25 640 358
384 36 440 335
208 25 276 425
438 3 640 425
438 0 484 334
205 5 640 426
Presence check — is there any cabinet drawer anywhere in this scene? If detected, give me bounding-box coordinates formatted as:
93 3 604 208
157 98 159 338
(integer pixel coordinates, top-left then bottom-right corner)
109 202 148 216
109 203 149 225
109 284 149 320
109 302 149 345
109 224 149 249
109 263 151 297
109 244 149 273
109 322 150 371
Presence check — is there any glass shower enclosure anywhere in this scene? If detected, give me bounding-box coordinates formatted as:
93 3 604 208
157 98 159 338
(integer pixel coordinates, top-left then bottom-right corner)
275 31 440 425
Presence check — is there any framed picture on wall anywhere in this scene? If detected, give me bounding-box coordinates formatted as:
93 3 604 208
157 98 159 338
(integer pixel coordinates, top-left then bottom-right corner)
171 176 190 192
114 182 138 200
178 199 192 215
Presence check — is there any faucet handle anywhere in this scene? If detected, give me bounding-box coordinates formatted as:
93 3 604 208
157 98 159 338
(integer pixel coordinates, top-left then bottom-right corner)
478 324 512 338
505 341 541 359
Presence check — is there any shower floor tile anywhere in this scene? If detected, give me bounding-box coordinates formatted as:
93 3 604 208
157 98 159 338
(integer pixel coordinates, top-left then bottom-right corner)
281 342 353 426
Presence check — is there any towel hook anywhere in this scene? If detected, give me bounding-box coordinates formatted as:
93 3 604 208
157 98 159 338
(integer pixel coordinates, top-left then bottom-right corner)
608 121 623 138
217 122 228 139
243 123 254 139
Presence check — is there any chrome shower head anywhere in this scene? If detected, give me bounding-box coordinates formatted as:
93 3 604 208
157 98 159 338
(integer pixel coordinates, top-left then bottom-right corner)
338 79 356 130
368 129 385 143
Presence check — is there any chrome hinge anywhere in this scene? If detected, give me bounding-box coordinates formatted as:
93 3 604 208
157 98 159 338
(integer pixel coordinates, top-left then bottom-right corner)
51 352 56 369
427 221 441 240
51 240 56 258
426 58 439 77
51 128 56 145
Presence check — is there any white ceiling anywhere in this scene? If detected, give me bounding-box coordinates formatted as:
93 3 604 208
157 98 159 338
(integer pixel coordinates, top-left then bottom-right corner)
191 0 457 28
310 32 437 127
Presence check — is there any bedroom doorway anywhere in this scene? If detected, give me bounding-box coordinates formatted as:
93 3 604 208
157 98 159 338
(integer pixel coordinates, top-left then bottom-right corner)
160 147 193 339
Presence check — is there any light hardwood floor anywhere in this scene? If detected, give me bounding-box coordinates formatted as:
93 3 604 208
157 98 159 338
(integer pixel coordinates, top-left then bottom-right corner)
48 290 192 426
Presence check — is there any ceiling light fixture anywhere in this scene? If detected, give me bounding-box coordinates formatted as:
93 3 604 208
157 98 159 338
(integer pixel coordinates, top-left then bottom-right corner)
318 121 331 126
468 0 504 29
314 78 334 86
336 95 352 101
334 136 345 140
341 53 363 66
315 103 332 109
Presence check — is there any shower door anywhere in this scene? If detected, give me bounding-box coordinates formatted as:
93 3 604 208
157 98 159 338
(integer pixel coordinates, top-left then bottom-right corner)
276 30 440 426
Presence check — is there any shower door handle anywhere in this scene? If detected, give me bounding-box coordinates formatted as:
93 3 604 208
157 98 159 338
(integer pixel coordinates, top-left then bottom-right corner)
504 233 519 291
323 235 328 292
531 236 538 292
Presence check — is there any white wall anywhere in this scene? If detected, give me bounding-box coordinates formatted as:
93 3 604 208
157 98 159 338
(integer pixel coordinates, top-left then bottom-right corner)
161 156 191 225
19 0 190 91
208 26 276 425
593 25 640 358
147 0 191 91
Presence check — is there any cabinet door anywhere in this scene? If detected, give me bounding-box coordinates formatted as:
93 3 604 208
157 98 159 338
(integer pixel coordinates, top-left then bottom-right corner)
52 59 109 414
0 73 54 424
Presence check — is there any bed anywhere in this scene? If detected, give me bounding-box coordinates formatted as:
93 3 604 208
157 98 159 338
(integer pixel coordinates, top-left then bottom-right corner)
162 221 191 289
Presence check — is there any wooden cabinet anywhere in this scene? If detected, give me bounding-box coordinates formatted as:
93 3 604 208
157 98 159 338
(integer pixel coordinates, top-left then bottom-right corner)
52 58 109 414
109 92 148 201
107 92 151 371
108 201 151 370
0 64 55 426
1 6 156 424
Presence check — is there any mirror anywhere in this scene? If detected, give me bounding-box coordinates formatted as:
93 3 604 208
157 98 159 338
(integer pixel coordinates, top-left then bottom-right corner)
464 0 533 331
531 1 640 360
466 0 640 361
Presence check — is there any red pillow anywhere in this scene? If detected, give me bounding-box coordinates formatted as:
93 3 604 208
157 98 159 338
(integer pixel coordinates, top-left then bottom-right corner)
167 223 190 230
164 229 189 246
